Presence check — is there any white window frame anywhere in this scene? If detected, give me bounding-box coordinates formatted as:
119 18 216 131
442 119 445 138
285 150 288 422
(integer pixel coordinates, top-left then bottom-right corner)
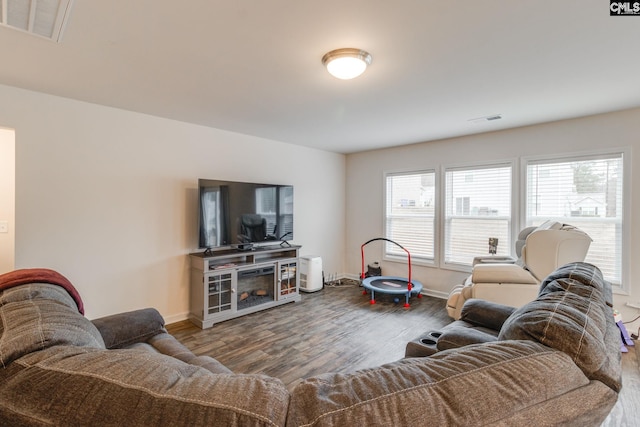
441 160 517 272
377 149 629 291
521 148 630 293
383 169 437 267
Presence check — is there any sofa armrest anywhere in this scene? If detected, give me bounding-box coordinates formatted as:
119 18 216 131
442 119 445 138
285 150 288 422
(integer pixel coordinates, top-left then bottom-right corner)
91 308 166 349
460 299 517 331
472 263 538 284
147 333 232 374
436 327 499 351
472 255 516 266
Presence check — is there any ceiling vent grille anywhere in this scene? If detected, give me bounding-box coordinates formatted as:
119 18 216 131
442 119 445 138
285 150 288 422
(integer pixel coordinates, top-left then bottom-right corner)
468 114 503 124
0 0 74 42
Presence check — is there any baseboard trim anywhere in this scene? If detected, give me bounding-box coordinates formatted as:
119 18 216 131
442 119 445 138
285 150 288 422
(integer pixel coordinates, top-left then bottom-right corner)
164 311 189 325
165 274 448 325
420 289 448 300
343 273 447 300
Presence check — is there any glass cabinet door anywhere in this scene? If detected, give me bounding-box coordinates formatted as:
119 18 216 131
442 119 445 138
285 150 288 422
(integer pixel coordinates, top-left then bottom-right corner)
206 272 232 316
278 260 298 299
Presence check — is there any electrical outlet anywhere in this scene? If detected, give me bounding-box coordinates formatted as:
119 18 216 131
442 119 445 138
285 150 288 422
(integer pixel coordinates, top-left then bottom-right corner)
626 302 640 310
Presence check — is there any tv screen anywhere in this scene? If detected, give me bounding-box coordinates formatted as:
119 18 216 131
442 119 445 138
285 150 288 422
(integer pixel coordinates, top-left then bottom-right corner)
198 178 294 249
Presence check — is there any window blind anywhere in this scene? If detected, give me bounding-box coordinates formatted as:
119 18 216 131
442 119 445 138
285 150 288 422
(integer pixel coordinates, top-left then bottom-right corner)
526 153 623 285
385 171 435 261
444 164 512 265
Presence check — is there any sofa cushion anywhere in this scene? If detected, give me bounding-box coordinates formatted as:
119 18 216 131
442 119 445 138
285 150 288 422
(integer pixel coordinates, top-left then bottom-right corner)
499 262 621 392
287 341 595 427
0 345 289 427
0 283 105 367
539 260 612 306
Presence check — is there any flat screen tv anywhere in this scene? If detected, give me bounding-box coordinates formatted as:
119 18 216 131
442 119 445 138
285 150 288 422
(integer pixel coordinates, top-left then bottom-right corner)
198 178 294 250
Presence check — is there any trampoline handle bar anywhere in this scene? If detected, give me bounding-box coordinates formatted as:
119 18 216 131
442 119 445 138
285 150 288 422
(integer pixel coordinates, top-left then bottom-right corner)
360 238 412 289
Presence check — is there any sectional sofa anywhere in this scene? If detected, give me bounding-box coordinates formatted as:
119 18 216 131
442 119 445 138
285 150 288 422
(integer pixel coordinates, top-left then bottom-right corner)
0 263 620 426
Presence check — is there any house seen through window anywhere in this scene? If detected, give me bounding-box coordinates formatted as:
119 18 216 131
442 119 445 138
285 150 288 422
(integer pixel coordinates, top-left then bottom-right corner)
526 152 624 286
444 164 512 265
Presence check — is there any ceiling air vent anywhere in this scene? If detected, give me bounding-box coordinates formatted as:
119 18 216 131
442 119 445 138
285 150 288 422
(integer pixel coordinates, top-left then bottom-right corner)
468 114 503 124
0 0 74 42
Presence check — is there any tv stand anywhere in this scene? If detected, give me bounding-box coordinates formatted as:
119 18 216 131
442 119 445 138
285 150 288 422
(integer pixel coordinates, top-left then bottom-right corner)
189 245 301 329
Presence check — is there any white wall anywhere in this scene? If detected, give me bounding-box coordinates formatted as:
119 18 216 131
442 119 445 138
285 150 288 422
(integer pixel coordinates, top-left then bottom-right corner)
4 79 638 335
346 107 640 334
0 127 15 273
0 84 346 322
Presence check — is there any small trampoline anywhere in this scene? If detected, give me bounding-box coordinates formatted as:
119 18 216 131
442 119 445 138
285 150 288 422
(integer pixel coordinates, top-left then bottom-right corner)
360 238 423 307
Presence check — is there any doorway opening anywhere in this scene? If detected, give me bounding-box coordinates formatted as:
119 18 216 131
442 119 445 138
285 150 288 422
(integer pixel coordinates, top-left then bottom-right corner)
0 127 16 273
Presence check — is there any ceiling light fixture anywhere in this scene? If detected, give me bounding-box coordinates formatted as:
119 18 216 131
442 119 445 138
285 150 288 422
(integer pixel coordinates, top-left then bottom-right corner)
322 48 372 80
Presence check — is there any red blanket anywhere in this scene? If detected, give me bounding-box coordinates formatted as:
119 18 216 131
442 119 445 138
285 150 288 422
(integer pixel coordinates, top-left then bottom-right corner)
0 268 84 314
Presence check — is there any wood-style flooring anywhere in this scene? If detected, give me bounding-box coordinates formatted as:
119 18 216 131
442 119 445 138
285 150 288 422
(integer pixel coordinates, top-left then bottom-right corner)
167 283 639 425
603 338 640 426
167 282 450 390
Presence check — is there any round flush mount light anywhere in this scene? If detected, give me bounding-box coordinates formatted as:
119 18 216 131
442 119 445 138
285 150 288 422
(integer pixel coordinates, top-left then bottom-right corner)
322 48 372 80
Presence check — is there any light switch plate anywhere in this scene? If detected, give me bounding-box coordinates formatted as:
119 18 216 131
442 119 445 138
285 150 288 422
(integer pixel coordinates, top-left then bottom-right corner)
0 221 8 233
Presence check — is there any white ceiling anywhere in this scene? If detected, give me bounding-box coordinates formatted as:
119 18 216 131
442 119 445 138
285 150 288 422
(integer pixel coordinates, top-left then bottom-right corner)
1 1 639 154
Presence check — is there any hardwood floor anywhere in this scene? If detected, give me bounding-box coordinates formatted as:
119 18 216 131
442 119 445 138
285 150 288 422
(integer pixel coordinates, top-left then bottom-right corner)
167 282 639 425
603 341 640 426
167 281 450 390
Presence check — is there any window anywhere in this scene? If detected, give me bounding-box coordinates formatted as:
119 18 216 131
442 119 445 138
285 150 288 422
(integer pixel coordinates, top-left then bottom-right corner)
385 171 435 262
444 164 512 265
526 152 624 286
